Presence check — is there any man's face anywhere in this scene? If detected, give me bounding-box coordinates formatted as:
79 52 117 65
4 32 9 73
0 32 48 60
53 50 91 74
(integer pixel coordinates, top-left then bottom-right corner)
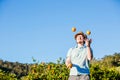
76 35 84 44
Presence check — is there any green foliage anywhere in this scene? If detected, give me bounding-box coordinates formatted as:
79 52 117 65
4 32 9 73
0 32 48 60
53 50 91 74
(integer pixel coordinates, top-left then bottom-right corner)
100 53 120 67
0 53 120 80
0 69 17 80
0 60 29 79
21 58 69 80
90 64 120 80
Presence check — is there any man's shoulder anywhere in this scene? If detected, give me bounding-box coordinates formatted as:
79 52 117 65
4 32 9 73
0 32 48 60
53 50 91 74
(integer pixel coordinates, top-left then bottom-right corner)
66 47 75 57
68 47 77 51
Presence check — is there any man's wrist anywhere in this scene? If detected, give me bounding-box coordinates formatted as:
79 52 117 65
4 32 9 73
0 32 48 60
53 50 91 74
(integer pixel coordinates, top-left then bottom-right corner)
86 45 90 47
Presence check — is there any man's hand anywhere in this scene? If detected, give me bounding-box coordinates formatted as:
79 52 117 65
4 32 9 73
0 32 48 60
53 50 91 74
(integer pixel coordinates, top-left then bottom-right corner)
65 57 72 69
85 38 92 47
67 63 73 69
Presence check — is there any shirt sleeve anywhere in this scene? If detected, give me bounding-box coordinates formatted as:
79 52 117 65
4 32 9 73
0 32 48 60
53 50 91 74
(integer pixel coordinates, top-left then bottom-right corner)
66 48 73 58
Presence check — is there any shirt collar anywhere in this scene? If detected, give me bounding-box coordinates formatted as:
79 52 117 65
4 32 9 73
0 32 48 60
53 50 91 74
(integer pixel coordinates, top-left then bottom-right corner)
75 45 85 49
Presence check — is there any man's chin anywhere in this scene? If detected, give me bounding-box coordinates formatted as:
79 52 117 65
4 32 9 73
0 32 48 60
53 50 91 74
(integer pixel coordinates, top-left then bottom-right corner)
77 42 83 44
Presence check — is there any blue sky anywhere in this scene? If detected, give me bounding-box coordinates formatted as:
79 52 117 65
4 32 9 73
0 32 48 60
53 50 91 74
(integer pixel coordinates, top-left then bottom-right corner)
0 0 120 63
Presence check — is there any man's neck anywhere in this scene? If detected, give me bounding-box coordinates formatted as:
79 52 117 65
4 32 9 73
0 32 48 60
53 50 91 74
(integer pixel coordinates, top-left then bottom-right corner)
77 44 84 48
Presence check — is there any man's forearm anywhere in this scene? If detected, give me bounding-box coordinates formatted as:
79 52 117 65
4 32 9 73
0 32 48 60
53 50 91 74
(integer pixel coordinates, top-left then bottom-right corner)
65 57 71 66
87 46 93 60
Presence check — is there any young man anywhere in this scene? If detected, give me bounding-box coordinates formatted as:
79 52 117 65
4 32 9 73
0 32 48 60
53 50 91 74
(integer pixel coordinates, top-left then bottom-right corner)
66 31 93 80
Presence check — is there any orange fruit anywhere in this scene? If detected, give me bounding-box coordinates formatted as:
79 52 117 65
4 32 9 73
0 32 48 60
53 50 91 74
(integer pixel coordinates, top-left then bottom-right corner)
47 65 51 70
72 27 76 32
86 30 91 35
68 63 72 68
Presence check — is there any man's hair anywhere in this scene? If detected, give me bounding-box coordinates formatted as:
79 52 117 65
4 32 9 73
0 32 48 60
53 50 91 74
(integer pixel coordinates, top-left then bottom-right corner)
74 31 87 40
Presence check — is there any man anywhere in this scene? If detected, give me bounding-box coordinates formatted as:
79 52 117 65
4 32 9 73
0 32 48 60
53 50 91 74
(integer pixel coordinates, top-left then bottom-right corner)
66 31 93 80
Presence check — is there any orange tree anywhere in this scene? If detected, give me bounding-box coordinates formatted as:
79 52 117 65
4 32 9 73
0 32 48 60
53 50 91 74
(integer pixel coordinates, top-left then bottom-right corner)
21 58 120 80
0 69 17 80
90 64 120 80
21 58 69 80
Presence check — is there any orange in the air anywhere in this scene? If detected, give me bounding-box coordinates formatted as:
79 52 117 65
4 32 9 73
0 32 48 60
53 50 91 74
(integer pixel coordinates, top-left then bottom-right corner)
86 30 91 35
72 27 76 32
